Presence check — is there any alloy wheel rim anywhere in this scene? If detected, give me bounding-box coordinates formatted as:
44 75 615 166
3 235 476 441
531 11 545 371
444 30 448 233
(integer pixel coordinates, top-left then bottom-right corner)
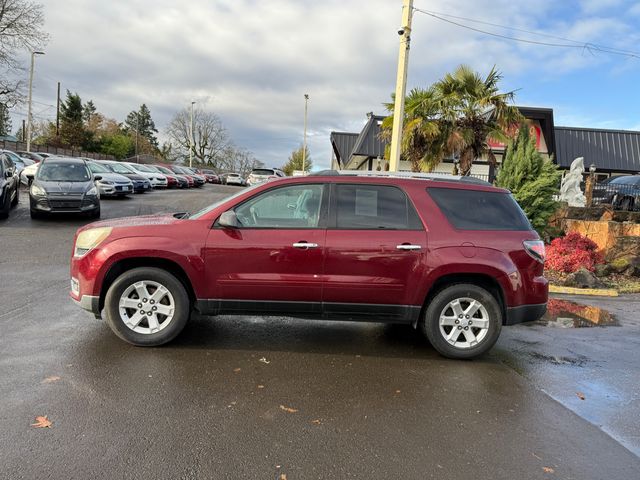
118 280 175 334
438 297 490 349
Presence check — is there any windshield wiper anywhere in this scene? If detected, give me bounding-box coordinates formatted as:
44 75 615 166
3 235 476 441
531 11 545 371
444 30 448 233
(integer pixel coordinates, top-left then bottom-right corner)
173 212 190 219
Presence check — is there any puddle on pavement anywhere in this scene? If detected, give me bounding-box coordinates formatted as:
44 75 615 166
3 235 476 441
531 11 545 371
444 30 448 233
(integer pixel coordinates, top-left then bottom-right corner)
537 298 619 328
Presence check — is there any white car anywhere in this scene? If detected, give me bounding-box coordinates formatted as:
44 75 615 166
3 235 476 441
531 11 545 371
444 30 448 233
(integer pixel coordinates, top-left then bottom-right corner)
124 162 168 188
20 162 39 186
246 168 286 186
87 161 134 197
225 173 245 186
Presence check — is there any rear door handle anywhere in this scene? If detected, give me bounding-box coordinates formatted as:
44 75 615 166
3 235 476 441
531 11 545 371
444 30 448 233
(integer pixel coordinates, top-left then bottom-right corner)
293 242 319 249
396 244 422 251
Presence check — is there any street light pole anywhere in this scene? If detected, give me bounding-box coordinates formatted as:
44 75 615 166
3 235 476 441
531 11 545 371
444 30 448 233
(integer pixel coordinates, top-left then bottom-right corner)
302 94 309 173
26 51 45 153
388 0 414 172
189 101 195 168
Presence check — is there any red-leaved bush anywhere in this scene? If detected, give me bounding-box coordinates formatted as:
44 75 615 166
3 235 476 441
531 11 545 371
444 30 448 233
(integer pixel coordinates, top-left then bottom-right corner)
546 232 604 273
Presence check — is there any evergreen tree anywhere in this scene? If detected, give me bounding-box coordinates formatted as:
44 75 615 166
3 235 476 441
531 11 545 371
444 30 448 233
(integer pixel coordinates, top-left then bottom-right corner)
0 103 12 136
59 90 87 147
82 100 97 124
281 146 312 175
496 124 561 234
124 104 158 148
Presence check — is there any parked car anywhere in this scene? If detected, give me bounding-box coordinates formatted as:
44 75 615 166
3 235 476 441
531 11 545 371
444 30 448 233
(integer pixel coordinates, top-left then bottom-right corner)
87 161 134 197
20 162 39 186
155 165 189 188
30 157 100 219
33 152 53 159
592 175 640 211
246 167 285 186
143 165 179 188
11 156 35 176
0 149 30 175
99 161 151 193
181 167 207 186
69 171 548 359
17 151 45 163
199 169 220 184
0 152 20 219
166 165 203 187
223 172 245 186
124 163 168 188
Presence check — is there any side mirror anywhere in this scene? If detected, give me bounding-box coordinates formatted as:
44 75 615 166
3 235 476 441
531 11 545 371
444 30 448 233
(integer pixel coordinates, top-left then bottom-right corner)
218 210 239 228
5 170 12 178
94 175 102 181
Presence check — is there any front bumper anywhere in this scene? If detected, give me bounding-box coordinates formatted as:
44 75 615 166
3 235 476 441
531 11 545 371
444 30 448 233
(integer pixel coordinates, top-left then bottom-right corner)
505 303 547 325
31 195 100 213
72 294 101 317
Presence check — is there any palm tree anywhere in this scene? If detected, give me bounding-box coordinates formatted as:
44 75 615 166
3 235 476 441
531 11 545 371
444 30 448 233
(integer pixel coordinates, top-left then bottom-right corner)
382 65 522 175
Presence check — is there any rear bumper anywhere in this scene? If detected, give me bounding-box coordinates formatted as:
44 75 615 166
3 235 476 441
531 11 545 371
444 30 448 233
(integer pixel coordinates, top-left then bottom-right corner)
505 303 547 325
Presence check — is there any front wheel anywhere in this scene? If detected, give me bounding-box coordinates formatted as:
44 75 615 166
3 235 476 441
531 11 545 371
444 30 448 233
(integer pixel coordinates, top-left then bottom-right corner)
422 284 502 359
104 267 190 346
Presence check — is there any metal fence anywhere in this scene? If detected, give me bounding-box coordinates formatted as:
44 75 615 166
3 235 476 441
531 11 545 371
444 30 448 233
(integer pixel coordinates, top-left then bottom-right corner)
0 140 114 160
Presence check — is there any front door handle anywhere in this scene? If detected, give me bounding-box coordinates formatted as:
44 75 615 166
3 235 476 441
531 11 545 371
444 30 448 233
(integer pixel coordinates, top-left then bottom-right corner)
396 244 422 251
293 242 319 249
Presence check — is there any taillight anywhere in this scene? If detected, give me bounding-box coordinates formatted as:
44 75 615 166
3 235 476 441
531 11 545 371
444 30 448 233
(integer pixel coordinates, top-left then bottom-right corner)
523 240 546 263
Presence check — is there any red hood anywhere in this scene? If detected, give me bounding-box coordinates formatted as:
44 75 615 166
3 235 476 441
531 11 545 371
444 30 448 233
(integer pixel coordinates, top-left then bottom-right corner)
79 214 180 232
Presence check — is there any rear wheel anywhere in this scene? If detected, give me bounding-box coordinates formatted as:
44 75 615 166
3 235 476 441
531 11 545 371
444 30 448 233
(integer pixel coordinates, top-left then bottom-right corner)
422 284 502 359
0 190 10 219
104 267 190 346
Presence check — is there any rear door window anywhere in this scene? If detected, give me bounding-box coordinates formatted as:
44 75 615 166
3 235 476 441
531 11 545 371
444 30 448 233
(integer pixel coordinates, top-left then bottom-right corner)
334 184 423 230
428 187 531 231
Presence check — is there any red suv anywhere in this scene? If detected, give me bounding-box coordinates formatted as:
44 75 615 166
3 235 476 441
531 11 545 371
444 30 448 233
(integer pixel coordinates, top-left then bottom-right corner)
70 172 547 359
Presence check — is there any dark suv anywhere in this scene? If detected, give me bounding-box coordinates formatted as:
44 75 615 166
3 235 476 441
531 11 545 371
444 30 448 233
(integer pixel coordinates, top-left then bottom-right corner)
70 171 547 359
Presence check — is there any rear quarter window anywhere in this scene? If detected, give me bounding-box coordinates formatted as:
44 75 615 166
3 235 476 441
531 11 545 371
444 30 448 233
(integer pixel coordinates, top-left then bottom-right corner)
427 187 531 231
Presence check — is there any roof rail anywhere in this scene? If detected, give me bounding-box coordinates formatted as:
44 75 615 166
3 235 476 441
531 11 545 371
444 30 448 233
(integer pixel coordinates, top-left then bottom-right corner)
310 169 492 185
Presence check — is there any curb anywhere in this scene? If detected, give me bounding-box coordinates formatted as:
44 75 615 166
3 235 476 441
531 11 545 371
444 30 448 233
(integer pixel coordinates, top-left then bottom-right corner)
549 285 619 297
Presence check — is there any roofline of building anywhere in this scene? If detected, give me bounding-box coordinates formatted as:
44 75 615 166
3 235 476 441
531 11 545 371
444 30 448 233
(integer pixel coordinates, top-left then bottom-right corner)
555 125 640 135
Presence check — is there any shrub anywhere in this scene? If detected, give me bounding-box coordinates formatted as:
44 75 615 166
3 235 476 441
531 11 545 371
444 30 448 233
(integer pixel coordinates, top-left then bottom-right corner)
546 232 603 273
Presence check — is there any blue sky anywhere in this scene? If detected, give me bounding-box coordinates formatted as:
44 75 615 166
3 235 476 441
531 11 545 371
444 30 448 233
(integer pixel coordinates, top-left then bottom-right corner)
17 0 640 168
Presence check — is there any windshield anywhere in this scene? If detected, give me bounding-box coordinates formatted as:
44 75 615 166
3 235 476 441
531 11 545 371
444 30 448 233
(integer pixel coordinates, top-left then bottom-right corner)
130 164 152 172
156 166 173 174
88 162 110 173
37 162 90 182
108 163 134 174
145 165 162 173
190 184 262 219
173 166 188 174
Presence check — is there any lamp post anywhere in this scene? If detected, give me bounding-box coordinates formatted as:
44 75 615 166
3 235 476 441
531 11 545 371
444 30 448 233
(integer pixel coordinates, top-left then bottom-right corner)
189 101 195 168
586 163 597 207
302 94 309 173
26 51 45 153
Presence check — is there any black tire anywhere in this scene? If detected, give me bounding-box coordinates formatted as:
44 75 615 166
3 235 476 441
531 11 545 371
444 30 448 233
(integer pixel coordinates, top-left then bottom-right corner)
89 207 101 219
30 209 44 219
104 267 190 346
11 184 19 207
422 283 502 360
620 197 634 211
0 190 9 219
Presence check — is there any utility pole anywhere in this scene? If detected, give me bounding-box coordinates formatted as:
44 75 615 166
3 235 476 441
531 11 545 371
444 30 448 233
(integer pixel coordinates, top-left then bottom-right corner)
302 94 309 172
22 120 26 142
189 101 195 168
135 111 139 163
56 82 60 137
388 0 413 172
26 51 45 152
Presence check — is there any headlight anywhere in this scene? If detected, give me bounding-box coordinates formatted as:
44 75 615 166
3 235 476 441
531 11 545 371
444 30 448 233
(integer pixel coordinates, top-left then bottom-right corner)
30 184 46 196
74 227 112 257
99 180 114 185
86 186 98 196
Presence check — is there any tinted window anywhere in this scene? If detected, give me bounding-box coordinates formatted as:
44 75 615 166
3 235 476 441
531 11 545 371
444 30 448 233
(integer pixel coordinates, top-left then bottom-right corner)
428 187 531 231
37 162 90 182
252 169 275 176
88 162 110 173
107 163 133 174
335 184 423 230
234 184 324 228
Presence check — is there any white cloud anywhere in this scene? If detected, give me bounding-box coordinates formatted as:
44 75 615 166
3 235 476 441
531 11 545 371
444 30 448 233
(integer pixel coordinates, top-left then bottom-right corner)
12 0 638 168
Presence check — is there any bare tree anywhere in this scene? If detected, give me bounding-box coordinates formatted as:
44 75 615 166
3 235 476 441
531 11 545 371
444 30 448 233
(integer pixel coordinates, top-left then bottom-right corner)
0 0 49 106
223 147 263 177
165 107 232 168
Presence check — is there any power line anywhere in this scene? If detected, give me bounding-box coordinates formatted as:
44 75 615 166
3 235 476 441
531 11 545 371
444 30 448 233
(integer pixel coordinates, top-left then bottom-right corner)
413 7 640 60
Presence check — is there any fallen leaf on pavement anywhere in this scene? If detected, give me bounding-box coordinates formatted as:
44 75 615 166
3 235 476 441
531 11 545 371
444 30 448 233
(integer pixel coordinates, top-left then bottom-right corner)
259 357 270 364
311 419 322 425
395 390 401 394
233 368 241 373
576 392 585 400
279 474 287 480
279 405 298 413
257 385 265 389
31 416 52 428
543 466 554 473
41 376 61 384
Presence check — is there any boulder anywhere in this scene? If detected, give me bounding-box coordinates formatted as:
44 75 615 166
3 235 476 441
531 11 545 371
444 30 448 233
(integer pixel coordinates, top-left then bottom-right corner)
563 268 605 289
594 264 612 277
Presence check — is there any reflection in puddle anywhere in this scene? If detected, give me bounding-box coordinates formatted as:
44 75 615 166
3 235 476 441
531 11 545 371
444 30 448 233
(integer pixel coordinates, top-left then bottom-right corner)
538 299 619 328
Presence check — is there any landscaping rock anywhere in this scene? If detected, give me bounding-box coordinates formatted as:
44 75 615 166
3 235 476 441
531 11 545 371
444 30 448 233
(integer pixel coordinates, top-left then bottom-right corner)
624 257 640 277
563 268 605 289
594 264 612 277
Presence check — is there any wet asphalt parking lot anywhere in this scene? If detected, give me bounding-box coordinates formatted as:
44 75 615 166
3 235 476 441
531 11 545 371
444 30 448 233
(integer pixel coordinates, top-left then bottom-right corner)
1 185 639 479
